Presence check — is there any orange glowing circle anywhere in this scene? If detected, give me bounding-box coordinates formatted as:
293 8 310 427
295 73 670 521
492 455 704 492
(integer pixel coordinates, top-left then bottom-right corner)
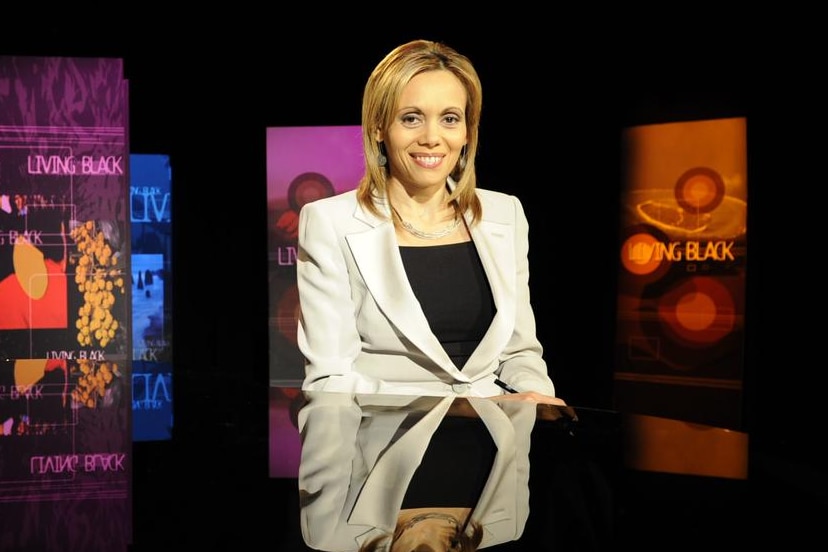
620 232 664 276
657 277 735 345
674 292 717 331
674 167 725 213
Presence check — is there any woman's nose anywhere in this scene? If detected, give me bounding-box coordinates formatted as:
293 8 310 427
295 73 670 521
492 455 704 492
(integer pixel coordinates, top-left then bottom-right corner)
418 121 441 146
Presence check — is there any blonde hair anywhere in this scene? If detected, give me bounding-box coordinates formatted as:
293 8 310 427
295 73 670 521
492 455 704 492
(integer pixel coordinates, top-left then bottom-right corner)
357 39 483 224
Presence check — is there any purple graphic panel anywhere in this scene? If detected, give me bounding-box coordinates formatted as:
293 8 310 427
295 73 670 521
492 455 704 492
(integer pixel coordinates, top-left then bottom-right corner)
0 55 131 552
266 125 364 385
266 126 363 479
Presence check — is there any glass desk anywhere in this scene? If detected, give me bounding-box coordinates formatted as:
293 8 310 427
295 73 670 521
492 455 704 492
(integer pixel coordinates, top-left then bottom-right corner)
268 386 757 551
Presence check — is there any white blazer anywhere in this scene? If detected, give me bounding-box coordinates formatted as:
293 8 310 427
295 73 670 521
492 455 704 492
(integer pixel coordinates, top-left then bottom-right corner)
297 392 538 551
296 182 556 397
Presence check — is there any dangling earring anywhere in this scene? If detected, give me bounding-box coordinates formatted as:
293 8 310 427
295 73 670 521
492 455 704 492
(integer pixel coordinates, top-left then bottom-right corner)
457 145 467 170
377 142 387 167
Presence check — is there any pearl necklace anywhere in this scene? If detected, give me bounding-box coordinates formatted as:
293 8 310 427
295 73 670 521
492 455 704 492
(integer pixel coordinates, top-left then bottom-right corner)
390 205 462 240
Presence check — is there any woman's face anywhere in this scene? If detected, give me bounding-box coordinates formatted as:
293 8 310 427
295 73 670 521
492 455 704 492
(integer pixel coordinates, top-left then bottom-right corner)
382 69 467 191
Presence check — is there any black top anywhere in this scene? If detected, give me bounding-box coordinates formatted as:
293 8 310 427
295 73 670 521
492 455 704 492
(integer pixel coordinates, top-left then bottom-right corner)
398 241 495 370
398 241 498 508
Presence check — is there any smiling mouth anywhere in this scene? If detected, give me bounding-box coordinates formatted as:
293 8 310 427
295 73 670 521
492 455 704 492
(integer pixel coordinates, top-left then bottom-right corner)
412 155 443 168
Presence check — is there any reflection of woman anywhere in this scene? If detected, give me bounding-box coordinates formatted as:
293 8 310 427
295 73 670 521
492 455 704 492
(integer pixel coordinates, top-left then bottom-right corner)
297 391 537 551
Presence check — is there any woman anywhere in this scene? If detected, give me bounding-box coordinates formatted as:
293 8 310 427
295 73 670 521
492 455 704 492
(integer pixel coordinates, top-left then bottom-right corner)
296 39 564 405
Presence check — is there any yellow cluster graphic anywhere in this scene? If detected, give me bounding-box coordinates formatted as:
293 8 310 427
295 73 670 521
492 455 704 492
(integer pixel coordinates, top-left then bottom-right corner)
71 359 121 408
69 220 125 348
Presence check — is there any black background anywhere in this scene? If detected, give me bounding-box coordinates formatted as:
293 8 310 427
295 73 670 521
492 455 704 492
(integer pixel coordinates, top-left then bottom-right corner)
3 12 826 551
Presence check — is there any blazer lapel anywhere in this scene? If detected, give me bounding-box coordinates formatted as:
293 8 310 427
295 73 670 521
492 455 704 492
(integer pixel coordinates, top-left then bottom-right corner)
346 200 459 373
343 190 519 381
462 219 516 376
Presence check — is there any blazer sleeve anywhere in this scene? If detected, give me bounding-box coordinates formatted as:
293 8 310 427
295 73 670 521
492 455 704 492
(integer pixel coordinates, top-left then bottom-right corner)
495 196 557 397
296 199 365 392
